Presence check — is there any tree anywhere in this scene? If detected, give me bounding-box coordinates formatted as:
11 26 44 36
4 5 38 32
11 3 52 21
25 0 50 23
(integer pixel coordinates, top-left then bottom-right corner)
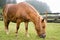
0 0 6 8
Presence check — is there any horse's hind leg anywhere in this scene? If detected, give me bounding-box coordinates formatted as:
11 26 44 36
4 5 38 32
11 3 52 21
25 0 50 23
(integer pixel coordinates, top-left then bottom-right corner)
25 22 29 37
4 19 10 35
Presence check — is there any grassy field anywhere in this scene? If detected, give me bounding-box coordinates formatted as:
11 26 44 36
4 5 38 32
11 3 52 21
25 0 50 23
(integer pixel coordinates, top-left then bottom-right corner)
0 21 60 40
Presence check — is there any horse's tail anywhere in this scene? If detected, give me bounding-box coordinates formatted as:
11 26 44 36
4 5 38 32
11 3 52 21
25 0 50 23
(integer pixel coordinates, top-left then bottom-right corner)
3 4 8 17
3 4 6 13
2 4 6 16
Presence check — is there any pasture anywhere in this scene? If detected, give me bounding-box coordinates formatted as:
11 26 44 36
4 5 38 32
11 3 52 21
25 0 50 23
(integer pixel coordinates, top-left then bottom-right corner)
0 21 60 40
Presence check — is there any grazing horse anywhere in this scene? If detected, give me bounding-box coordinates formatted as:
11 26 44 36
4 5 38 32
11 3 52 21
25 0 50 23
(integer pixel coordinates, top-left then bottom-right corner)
3 2 46 38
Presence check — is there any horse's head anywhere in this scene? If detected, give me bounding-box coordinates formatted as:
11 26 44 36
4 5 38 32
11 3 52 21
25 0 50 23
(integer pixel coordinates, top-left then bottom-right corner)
36 16 46 38
40 19 46 38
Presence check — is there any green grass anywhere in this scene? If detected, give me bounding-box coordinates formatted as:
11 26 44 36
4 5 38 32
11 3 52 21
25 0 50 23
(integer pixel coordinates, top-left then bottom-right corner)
0 21 60 40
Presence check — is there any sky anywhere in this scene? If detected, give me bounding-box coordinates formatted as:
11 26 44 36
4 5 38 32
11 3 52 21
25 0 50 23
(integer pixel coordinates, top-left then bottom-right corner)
16 0 60 13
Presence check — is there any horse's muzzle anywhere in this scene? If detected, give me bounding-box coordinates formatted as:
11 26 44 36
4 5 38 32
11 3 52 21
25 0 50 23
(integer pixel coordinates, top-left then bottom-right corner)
39 33 46 38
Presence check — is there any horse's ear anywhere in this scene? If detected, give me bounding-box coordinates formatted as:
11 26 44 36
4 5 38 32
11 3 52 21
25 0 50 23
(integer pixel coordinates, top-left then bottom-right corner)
42 19 44 22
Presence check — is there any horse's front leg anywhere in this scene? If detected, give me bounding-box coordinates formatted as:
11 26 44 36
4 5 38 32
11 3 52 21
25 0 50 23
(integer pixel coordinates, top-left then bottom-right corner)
15 19 21 36
25 22 29 37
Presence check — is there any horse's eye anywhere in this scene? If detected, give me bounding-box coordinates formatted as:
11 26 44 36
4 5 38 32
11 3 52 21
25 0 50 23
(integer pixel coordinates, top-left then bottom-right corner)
42 26 45 29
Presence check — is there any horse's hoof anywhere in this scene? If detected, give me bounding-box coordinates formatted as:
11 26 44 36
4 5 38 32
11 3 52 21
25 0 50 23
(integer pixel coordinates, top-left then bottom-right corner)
6 32 9 35
15 33 18 37
26 34 30 37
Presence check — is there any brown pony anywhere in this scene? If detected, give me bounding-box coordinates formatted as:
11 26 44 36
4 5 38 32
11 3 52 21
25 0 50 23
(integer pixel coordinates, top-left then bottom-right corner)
3 2 46 38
